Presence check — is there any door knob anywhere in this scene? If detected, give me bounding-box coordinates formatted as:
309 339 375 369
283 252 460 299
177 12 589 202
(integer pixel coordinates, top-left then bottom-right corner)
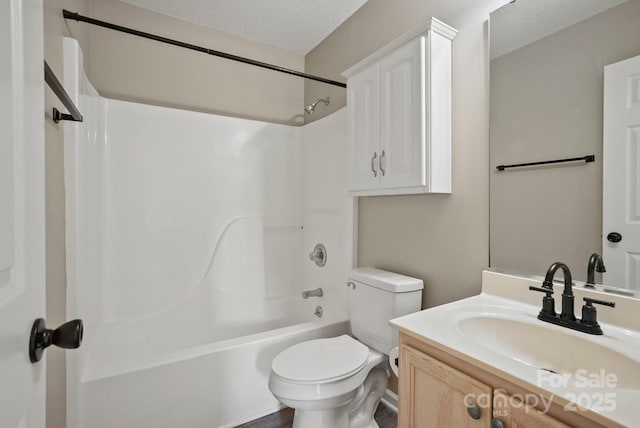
29 318 83 363
607 232 622 243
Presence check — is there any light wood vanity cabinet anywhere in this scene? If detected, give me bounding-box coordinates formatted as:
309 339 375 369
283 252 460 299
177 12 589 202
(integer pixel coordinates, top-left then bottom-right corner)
342 18 457 196
399 344 492 427
398 338 598 428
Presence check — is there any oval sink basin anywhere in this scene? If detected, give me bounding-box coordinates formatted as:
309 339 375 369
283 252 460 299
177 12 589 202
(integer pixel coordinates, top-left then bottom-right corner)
456 314 640 390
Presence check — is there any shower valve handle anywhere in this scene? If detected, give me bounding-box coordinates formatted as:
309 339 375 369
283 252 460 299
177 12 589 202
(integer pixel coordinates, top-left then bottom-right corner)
309 243 327 267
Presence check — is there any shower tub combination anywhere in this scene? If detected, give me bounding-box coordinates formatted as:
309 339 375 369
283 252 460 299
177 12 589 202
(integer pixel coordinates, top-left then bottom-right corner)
63 38 352 427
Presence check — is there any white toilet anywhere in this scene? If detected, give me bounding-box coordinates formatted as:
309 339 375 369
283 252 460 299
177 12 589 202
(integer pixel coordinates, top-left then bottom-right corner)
268 267 423 428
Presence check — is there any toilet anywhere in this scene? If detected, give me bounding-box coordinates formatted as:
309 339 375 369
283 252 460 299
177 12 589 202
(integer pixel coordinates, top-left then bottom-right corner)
268 267 423 428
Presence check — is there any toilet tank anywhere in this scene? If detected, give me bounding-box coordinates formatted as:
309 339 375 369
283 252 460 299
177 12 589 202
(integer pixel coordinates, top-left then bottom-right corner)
348 267 423 354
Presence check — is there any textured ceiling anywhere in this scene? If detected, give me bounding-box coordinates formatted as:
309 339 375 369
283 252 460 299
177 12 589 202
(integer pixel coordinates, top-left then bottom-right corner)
120 0 369 55
491 0 629 59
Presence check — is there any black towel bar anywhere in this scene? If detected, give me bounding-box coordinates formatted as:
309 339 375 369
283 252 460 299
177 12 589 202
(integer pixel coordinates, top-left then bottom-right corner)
44 60 83 123
496 155 595 171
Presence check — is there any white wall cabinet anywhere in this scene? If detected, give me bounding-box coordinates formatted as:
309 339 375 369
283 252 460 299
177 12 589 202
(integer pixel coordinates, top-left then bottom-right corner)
347 63 380 191
343 18 457 195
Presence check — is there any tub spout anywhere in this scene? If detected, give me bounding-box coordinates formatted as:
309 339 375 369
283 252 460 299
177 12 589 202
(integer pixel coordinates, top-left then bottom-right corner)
301 288 323 299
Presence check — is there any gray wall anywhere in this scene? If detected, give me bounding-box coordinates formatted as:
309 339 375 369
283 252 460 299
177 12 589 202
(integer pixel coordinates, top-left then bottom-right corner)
87 0 305 126
305 0 508 309
490 0 640 280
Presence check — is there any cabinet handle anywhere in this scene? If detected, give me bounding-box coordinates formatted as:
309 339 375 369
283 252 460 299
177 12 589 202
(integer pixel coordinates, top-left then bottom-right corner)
371 152 378 177
466 404 481 420
379 150 386 176
491 418 506 428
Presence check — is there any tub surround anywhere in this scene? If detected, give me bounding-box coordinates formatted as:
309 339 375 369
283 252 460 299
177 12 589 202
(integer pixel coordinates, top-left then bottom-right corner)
62 37 352 428
391 269 640 427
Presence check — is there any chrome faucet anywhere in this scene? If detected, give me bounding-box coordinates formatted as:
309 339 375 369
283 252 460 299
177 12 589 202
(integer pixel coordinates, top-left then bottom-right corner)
530 262 615 335
585 253 606 287
301 288 323 299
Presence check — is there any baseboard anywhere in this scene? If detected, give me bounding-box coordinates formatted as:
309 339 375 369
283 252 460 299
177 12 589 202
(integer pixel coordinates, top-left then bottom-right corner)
379 389 398 413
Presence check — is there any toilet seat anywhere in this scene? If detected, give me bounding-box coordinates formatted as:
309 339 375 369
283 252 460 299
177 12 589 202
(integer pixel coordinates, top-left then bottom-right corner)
271 335 369 384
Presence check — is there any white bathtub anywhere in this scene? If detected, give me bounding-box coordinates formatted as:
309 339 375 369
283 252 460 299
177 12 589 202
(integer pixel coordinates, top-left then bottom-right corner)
76 307 348 428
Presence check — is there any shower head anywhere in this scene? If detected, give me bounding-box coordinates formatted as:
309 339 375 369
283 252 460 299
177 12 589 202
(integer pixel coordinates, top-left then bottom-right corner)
304 97 330 115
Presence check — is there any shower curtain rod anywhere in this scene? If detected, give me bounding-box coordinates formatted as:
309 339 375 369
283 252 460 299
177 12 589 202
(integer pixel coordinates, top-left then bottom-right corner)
63 10 347 89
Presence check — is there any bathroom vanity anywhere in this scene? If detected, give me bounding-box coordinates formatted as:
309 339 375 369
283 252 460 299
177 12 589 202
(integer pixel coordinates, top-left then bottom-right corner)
391 270 640 428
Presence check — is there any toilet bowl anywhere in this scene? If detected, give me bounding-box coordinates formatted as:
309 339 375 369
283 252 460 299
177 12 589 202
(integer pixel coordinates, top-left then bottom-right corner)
268 268 424 428
268 335 387 428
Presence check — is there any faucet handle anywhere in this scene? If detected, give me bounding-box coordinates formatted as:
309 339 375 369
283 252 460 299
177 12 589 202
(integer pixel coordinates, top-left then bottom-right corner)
581 297 615 331
529 286 553 294
583 297 615 308
529 286 556 316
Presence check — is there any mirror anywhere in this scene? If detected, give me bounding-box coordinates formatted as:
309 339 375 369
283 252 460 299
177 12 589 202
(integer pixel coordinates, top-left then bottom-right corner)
489 0 640 293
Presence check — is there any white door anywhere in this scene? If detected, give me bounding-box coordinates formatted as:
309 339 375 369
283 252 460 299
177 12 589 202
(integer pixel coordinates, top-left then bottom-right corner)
379 37 424 190
347 63 380 192
0 0 47 427
603 54 640 291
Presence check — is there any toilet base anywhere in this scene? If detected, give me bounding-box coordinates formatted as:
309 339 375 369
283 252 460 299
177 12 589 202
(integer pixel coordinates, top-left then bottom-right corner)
348 365 387 428
292 405 351 428
291 401 380 428
286 365 388 428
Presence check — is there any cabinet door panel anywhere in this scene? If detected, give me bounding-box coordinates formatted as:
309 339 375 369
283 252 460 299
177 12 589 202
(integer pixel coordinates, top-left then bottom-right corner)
347 63 379 191
379 37 425 189
493 391 570 428
399 345 492 428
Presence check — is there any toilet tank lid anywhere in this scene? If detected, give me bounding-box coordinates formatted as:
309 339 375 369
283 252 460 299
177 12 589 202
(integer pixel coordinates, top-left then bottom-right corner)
349 267 423 292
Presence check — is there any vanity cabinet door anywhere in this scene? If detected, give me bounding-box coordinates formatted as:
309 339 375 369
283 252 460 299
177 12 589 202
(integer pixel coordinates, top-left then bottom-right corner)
493 391 570 428
399 344 492 428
